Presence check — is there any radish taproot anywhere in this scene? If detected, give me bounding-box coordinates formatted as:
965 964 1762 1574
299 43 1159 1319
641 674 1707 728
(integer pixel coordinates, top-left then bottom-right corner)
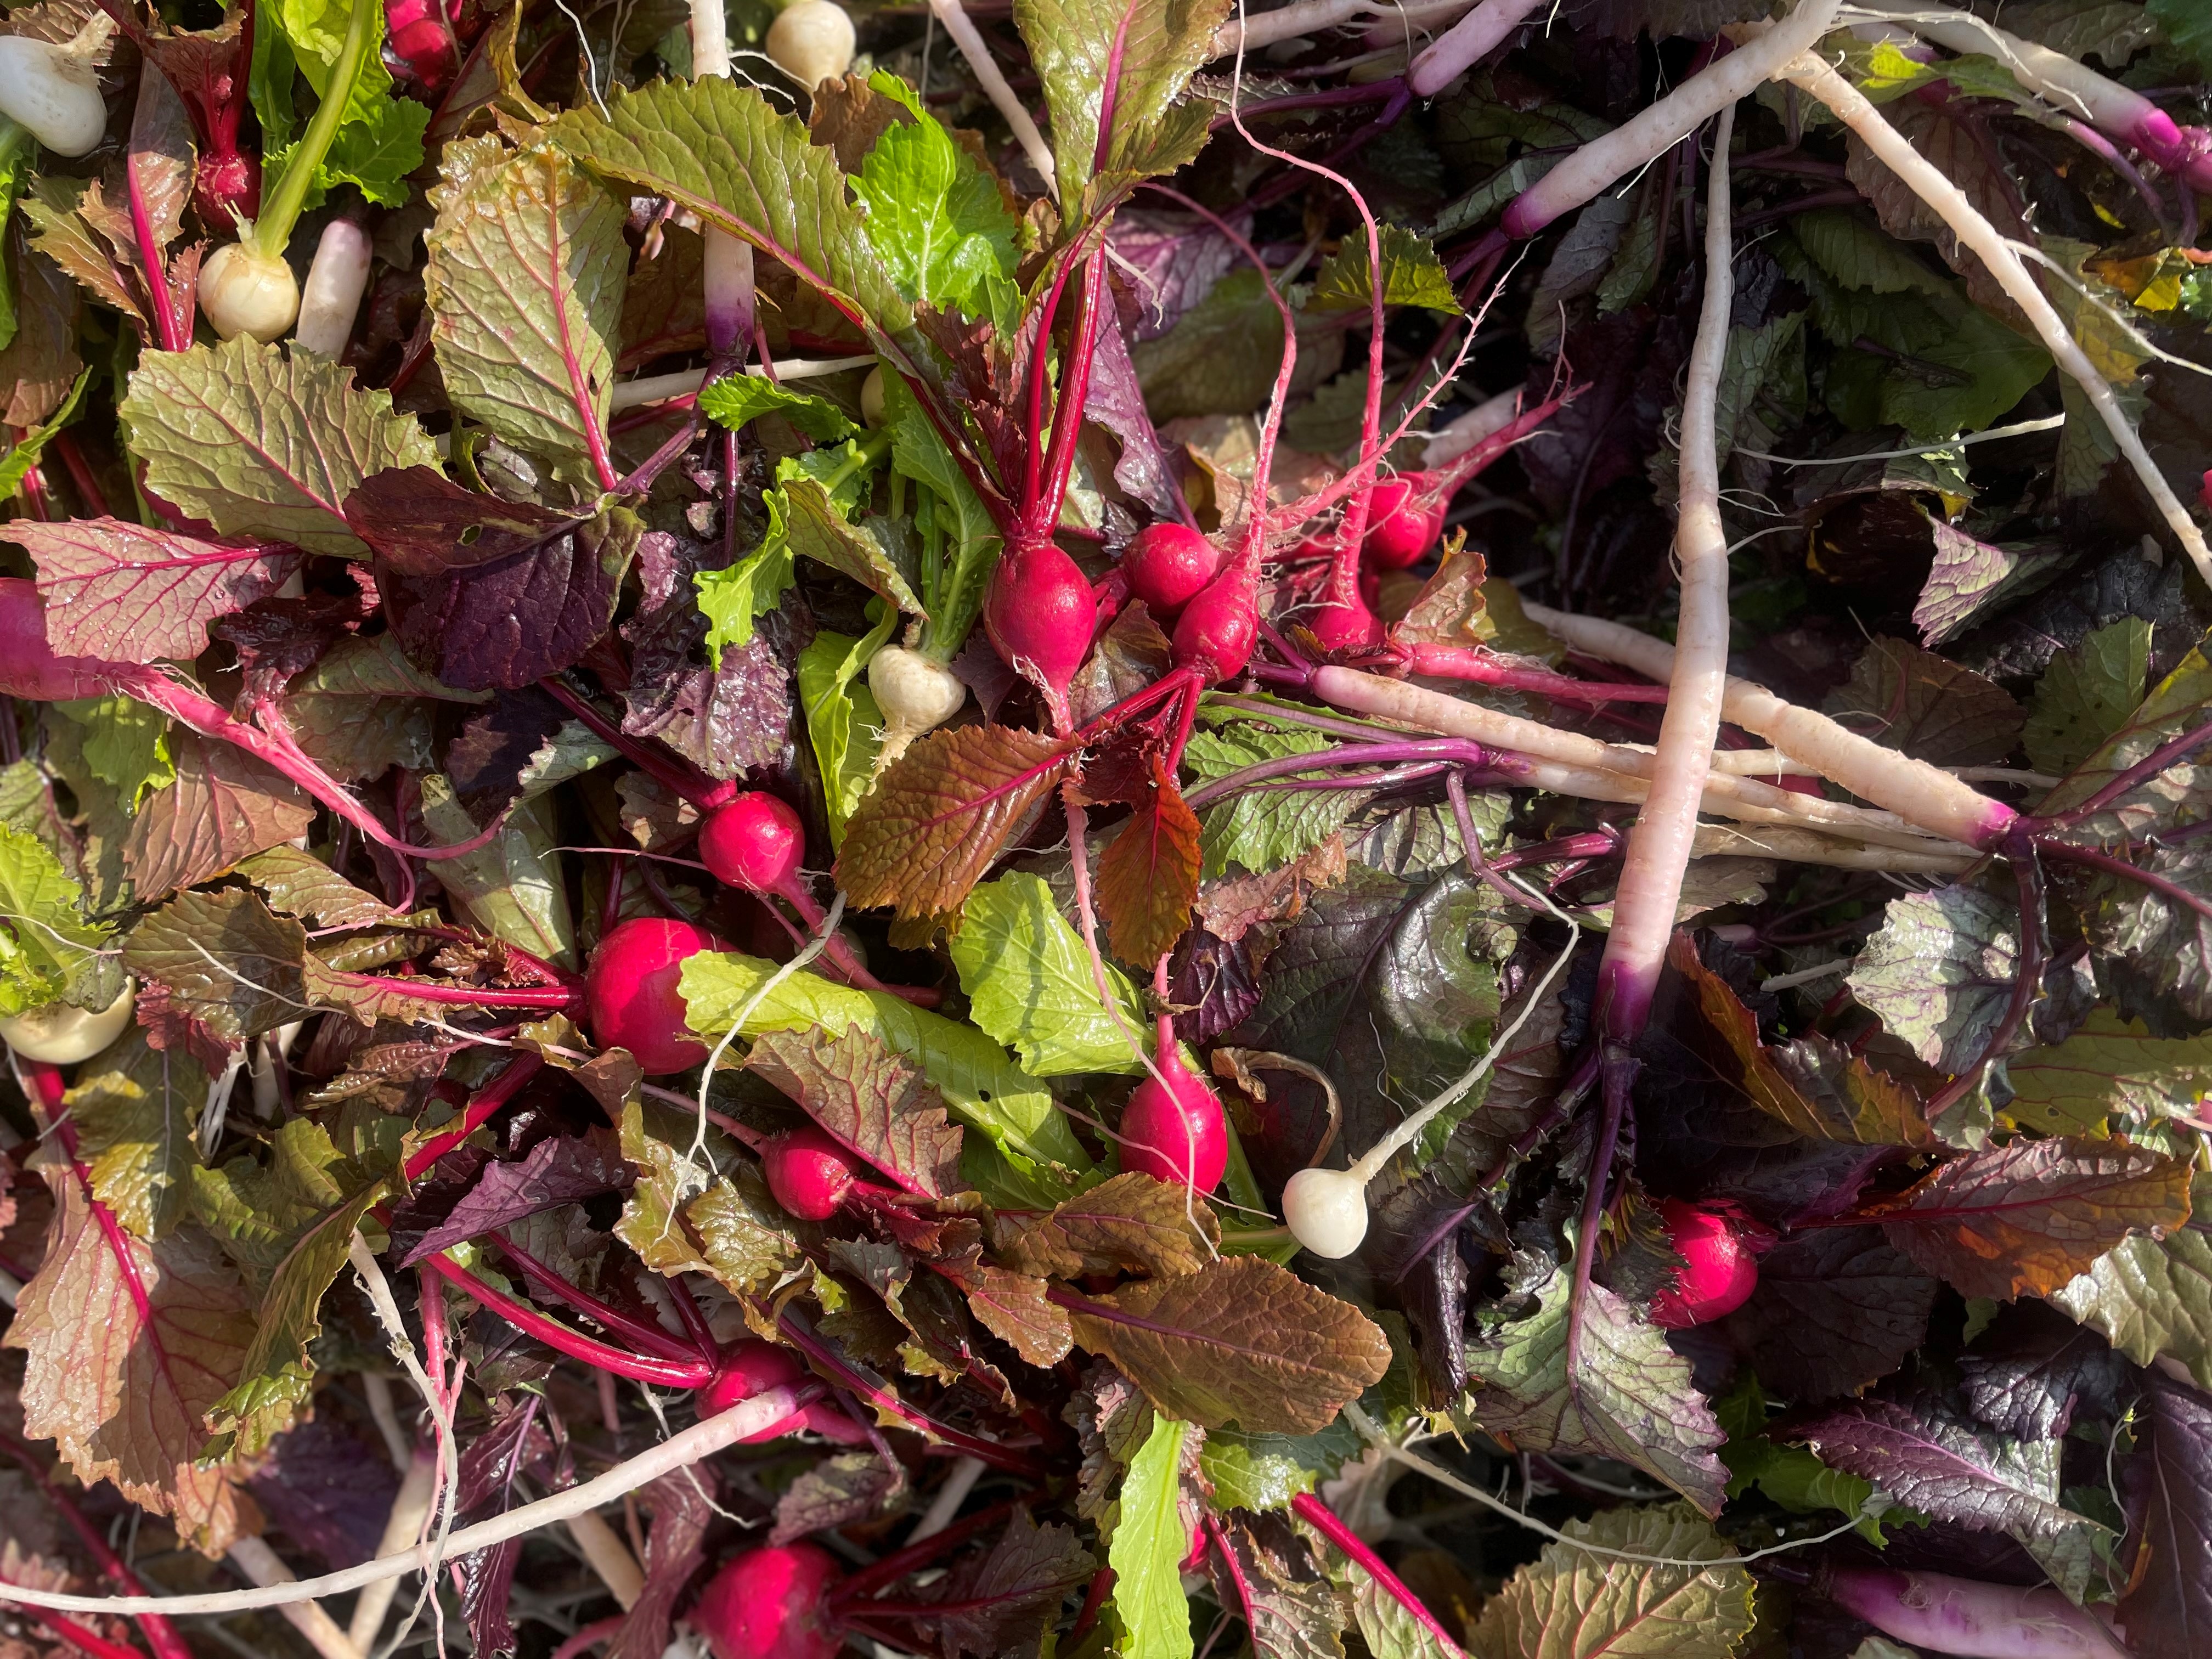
582 917 724 1075
701 1340 869 1444
698 792 806 898
293 220 373 358
1171 561 1259 681
1122 523 1222 616
868 644 968 768
1822 1564 2132 1659
1648 1199 1760 1328
690 1543 845 1659
765 0 856 89
0 15 114 158
1118 1014 1228 1193
199 242 301 343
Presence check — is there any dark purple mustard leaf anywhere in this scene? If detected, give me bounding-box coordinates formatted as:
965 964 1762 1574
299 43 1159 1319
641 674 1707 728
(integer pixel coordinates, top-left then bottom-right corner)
397 1132 629 1267
1108 210 1243 343
1085 316 1181 519
450 1396 557 1659
347 467 639 691
2121 1370 2212 1659
771 1452 907 1547
445 686 570 823
907 1509 1097 1659
386 1146 496 1263
1712 1227 1937 1402
606 1468 719 1659
246 1417 400 1570
211 578 379 708
1167 927 1262 1046
1958 1300 2131 1441
619 528 797 779
1363 1174 1475 1396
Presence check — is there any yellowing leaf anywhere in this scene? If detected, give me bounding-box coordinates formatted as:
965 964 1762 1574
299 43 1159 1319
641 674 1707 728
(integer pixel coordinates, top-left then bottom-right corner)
1471 1503 1755 1659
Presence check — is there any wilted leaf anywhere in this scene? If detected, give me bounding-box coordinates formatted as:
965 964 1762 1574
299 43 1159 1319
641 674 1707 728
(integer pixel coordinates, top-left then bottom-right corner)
1861 1138 2191 1300
771 1452 907 1547
953 872 1147 1076
1063 1255 1392 1434
6 1162 257 1554
1465 1258 1729 1514
1847 884 2019 1073
747 1024 965 1199
120 335 442 556
1470 1503 1756 1659
0 518 301 664
425 135 627 485
993 1170 1221 1282
837 725 1077 920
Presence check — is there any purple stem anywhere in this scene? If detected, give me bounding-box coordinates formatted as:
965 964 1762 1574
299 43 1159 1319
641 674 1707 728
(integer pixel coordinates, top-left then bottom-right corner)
2034 836 2212 926
772 1310 1042 1475
1183 737 1498 811
2058 116 2174 234
2040 715 2212 826
493 1238 707 1364
404 1053 547 1178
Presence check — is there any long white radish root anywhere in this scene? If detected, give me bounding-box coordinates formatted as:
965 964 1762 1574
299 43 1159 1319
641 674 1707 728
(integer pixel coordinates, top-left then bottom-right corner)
1600 101 1738 1028
1212 0 1477 58
567 1508 646 1609
227 1537 363 1659
1517 601 2020 849
930 0 1058 198
1409 0 1544 99
346 1447 438 1651
1777 52 2212 590
1311 665 1960 851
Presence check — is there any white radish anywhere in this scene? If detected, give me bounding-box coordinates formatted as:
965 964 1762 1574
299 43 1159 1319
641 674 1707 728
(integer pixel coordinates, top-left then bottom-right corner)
0 15 114 157
199 240 302 342
1420 387 1521 469
765 0 856 90
345 1445 437 1651
294 219 372 357
1408 0 1544 99
928 0 1058 199
860 365 887 427
1214 0 1476 58
225 1537 363 1659
868 644 967 769
0 980 134 1065
1519 600 2021 850
692 0 755 358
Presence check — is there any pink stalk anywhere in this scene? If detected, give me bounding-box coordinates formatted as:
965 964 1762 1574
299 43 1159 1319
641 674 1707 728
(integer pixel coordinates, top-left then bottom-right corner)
12 1606 146 1659
771 1310 1042 1475
125 74 190 355
1402 645 1672 701
403 1054 548 1178
1824 1565 2131 1659
492 1238 705 1364
1408 0 1545 99
1288 1494 1465 1656
0 1433 193 1659
415 1253 715 1389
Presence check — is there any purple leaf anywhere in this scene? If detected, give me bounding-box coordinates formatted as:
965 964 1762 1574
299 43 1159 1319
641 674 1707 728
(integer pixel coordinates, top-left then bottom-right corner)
907 1509 1096 1659
1713 1227 1938 1401
1109 210 1243 342
619 529 795 780
445 687 569 821
771 1452 907 1547
247 1418 400 1570
1086 317 1181 518
2122 1370 2212 1659
397 1131 628 1266
0 518 302 664
607 1468 718 1659
1959 1300 2130 1441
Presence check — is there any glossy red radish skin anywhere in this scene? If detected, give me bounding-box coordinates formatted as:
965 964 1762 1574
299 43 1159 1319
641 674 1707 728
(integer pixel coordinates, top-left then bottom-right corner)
985 542 1098 716
1308 594 1385 653
0 579 122 701
699 793 805 896
1361 478 1443 571
701 1341 869 1444
582 917 724 1075
764 1123 860 1220
1649 1199 1759 1328
1122 523 1221 615
386 0 460 88
1118 1029 1228 1193
1171 566 1257 681
690 1543 845 1659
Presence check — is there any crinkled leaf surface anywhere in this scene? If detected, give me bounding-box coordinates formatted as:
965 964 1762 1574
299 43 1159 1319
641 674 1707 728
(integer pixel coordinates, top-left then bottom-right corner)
0 518 301 664
1470 1503 1756 1659
1847 884 2019 1073
747 1023 965 1198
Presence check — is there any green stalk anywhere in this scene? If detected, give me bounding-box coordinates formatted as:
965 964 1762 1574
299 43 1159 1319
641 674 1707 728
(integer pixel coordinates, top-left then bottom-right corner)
251 0 377 259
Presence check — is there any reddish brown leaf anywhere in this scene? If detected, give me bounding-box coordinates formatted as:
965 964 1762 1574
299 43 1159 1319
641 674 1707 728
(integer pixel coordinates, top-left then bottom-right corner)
991 1170 1220 1282
836 724 1075 918
122 729 317 904
1859 1137 2193 1300
3 1161 257 1555
936 1251 1074 1366
1096 758 1200 970
745 1024 964 1198
0 518 302 664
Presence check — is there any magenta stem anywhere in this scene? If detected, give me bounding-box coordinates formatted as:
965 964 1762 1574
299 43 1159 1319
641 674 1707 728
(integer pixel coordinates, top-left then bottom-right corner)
415 1254 714 1388
0 1433 193 1659
403 1053 545 1177
830 1500 1026 1604
492 1238 706 1364
1290 1494 1464 1655
537 676 720 810
17 1607 148 1659
772 1311 1042 1475
1031 240 1113 546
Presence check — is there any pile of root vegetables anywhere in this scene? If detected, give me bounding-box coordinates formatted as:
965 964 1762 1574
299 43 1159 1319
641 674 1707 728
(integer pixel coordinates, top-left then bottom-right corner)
0 0 2208 1656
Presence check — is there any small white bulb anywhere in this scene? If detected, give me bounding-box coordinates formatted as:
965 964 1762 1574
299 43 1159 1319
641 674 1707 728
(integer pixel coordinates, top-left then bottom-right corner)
0 979 136 1065
1283 1166 1369 1259
860 365 887 427
765 0 855 89
199 242 302 343
0 18 114 158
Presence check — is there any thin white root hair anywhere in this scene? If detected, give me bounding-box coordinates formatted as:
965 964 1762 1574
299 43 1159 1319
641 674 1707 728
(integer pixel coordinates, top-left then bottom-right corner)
610 355 876 410
226 1538 363 1659
0 1387 813 1618
928 0 1059 199
1599 101 1739 1008
1779 53 2212 587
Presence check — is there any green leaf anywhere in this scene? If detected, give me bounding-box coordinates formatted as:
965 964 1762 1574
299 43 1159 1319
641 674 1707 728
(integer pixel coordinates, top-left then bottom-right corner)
425 135 627 487
954 873 1147 1077
798 614 894 844
52 697 173 812
679 950 1093 1205
1790 207 1955 299
259 0 425 211
1717 1375 1904 1545
850 75 1019 320
882 371 1001 659
1185 720 1362 878
1198 1424 1358 1513
696 537 798 664
120 336 443 556
66 1032 202 1242
0 365 92 502
0 122 31 351
2148 0 2212 77
782 477 925 616
2003 1009 2212 1138
1880 301 2053 438
1013 0 1231 207
1110 1413 1194 1659
2026 617 2151 777
698 375 859 443
1847 884 2020 1074
1310 224 1461 315
417 778 576 969
2051 1172 2212 1389
0 822 117 1017
1465 1257 1729 1515
550 77 913 336
1470 1503 1757 1659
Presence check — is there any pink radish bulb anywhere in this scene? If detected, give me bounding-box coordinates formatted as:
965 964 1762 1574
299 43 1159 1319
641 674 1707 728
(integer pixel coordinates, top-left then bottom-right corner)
1118 1030 1228 1193
1362 477 1444 571
385 0 460 88
701 1340 868 1444
0 579 120 701
195 149 262 224
1170 566 1257 682
1122 523 1222 616
984 541 1098 713
764 1123 860 1221
690 1543 845 1659
582 916 724 1076
699 792 805 896
1649 1198 1759 1328
1309 594 1385 653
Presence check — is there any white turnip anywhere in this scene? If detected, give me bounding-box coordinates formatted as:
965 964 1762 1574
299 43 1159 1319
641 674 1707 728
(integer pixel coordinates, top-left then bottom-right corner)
0 981 135 1065
765 0 856 90
868 644 968 767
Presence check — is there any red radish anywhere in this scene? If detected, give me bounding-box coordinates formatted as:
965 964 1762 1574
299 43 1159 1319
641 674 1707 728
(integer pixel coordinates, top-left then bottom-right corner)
699 792 805 897
701 1340 869 1444
1649 1198 1759 1329
1361 477 1444 571
195 150 261 225
763 1123 861 1220
582 917 724 1075
1170 563 1257 682
690 1543 845 1659
1118 1015 1227 1193
0 579 122 701
1122 523 1221 616
984 541 1098 721
386 0 461 91
1308 594 1385 653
